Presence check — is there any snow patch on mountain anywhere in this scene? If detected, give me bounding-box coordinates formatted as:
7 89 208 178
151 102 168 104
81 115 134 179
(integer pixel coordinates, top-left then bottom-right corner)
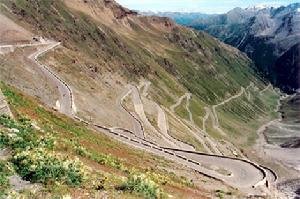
246 4 269 11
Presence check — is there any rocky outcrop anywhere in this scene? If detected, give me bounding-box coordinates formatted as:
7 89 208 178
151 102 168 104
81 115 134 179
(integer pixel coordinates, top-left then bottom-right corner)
104 0 138 19
0 89 13 117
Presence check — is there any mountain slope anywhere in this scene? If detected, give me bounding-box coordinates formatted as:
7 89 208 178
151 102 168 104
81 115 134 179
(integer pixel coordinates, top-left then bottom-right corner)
190 3 300 93
0 0 272 132
275 43 300 91
0 0 281 197
1 83 214 198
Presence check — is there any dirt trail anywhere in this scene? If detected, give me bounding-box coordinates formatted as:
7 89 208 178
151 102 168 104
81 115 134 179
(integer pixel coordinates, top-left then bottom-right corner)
26 58 274 193
259 84 272 95
170 93 224 155
211 87 245 136
140 81 151 97
202 107 210 132
170 92 193 123
245 82 254 101
201 85 258 156
145 83 225 155
185 93 193 123
42 61 275 194
170 93 191 112
156 104 194 150
167 106 221 154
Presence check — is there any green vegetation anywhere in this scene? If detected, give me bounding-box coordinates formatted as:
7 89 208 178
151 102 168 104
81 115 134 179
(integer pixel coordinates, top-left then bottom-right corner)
0 83 200 198
1 0 268 107
0 115 88 186
0 0 282 196
189 96 206 128
0 115 54 151
0 0 274 147
0 161 13 197
67 139 126 171
119 173 167 199
166 29 264 104
215 189 233 199
167 112 206 152
174 102 189 121
216 87 279 145
12 148 87 186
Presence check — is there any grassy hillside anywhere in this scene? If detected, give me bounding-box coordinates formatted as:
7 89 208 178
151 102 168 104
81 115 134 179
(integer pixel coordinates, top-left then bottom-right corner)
217 87 279 146
0 0 279 150
1 0 265 102
0 83 221 198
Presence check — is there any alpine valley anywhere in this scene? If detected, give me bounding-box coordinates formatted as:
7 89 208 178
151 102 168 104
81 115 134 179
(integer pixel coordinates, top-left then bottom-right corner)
0 0 298 198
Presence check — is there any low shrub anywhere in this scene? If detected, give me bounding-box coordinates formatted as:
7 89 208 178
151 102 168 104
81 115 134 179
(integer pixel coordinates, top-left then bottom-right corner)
0 115 89 189
0 115 55 151
120 174 167 199
144 170 169 186
0 161 14 197
0 115 38 150
12 148 89 186
90 152 126 171
215 189 225 199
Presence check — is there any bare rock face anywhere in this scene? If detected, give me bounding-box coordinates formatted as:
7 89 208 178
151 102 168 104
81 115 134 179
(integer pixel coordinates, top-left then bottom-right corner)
190 3 300 93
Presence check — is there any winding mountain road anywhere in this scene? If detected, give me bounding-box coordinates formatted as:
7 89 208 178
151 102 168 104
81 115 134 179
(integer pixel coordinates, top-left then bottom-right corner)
94 121 269 192
1 40 74 116
119 88 145 139
259 84 272 95
0 40 277 195
212 87 245 136
170 93 224 155
170 93 191 112
28 42 75 117
185 93 193 123
124 83 194 150
202 107 210 132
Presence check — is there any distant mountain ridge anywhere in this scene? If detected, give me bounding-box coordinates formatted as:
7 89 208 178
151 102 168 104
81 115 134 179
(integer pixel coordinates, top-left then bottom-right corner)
141 11 211 25
189 3 300 93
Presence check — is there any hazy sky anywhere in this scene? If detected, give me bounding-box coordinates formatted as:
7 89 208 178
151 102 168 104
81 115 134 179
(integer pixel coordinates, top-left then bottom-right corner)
116 0 300 13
